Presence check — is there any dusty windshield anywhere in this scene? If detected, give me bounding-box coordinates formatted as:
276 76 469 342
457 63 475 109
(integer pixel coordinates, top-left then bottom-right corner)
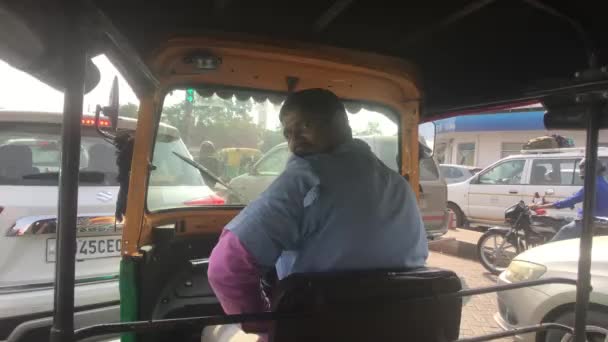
147 88 399 211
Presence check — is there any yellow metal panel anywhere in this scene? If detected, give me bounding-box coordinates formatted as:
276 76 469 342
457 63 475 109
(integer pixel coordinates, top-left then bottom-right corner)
121 96 156 256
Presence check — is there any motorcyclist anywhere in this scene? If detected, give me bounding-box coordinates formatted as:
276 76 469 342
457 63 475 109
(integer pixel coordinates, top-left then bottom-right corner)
530 158 608 241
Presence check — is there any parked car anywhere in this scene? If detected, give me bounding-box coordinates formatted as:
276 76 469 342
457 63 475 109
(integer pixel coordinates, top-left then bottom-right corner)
228 136 449 238
439 164 482 184
447 147 608 228
0 110 215 342
494 236 608 342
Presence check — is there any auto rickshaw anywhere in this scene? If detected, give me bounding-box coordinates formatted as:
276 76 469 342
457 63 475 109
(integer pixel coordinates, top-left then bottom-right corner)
1 1 608 342
216 148 262 181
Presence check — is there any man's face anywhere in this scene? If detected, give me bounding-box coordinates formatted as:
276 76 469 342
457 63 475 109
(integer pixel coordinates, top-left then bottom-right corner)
281 110 333 156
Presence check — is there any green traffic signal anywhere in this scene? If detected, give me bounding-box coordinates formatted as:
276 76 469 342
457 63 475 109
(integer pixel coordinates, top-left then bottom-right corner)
186 88 195 103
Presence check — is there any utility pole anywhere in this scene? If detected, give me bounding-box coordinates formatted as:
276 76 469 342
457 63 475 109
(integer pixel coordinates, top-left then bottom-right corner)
183 88 195 146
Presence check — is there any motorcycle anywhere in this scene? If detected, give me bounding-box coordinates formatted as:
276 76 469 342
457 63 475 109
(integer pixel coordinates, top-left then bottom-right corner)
477 201 568 275
477 201 608 274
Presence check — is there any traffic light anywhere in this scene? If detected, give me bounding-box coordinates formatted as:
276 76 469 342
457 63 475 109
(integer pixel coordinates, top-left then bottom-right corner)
186 88 195 103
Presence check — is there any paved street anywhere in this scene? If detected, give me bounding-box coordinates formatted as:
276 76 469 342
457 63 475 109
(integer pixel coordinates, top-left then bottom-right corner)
428 252 513 341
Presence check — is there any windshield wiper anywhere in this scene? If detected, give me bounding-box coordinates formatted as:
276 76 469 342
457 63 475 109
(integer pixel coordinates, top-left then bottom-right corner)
22 171 106 183
171 151 245 203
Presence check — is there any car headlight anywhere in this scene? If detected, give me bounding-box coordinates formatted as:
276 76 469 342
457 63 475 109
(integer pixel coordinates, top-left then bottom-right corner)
504 260 547 282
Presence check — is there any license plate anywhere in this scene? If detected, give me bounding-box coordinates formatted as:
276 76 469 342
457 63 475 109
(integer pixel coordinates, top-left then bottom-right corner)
46 236 122 262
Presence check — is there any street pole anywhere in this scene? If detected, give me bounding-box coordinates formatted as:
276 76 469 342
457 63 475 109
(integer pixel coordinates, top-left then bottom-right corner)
572 101 602 342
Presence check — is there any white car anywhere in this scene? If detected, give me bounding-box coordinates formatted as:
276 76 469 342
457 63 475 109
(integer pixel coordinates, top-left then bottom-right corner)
228 136 449 238
447 147 608 227
494 236 608 342
0 110 216 342
439 164 482 184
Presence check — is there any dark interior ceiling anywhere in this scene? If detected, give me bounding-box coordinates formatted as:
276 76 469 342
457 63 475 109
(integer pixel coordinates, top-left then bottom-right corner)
2 0 608 119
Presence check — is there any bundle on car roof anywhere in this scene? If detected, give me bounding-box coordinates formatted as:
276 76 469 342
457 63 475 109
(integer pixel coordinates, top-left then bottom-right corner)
523 134 575 150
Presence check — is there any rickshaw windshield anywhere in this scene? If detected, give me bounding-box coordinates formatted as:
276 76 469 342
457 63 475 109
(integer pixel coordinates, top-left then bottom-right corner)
146 87 399 212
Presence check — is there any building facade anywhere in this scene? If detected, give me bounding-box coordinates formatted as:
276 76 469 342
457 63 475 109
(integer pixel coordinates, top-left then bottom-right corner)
434 108 608 168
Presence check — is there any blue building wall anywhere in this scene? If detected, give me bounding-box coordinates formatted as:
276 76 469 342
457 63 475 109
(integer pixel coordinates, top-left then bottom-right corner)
435 110 545 134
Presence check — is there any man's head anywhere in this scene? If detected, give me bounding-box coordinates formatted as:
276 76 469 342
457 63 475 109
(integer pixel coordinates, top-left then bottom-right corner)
578 158 606 179
199 141 216 158
279 88 352 156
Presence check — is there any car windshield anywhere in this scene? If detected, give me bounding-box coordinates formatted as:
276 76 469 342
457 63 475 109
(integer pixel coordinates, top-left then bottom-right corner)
0 122 119 186
147 88 399 211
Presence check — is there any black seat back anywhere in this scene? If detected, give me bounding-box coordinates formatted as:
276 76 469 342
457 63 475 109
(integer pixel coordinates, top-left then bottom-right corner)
87 143 117 173
269 267 462 342
0 145 37 180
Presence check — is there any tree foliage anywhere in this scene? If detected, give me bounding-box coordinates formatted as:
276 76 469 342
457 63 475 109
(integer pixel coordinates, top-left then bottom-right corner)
259 128 285 152
118 103 138 118
355 121 382 136
160 94 282 152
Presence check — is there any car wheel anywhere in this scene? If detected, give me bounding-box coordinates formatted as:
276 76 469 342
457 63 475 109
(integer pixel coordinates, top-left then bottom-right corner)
447 202 466 228
545 310 608 342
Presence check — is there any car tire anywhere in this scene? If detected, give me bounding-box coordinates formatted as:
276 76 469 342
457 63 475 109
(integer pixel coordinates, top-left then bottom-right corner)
544 309 608 342
447 202 466 228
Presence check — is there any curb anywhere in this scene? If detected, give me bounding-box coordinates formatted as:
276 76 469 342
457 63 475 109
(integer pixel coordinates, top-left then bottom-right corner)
428 237 479 262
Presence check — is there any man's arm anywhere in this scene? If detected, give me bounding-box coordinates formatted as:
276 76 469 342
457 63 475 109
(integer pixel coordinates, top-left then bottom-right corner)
208 230 267 314
531 188 584 210
553 188 584 209
208 229 269 333
530 202 555 210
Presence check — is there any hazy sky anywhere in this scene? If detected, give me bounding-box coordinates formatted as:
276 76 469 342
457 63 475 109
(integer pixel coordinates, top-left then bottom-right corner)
0 54 138 113
2 55 433 144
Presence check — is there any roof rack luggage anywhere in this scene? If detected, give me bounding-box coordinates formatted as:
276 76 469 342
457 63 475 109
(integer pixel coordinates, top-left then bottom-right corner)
520 147 608 154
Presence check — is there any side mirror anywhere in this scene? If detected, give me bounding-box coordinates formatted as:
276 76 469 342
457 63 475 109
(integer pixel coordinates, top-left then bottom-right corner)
94 76 120 139
106 77 119 130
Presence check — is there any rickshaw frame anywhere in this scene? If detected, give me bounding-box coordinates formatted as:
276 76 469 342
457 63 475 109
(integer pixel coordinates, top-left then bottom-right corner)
36 2 607 342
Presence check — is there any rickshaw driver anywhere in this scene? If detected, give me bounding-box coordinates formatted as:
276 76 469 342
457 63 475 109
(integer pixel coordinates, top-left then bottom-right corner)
207 88 428 339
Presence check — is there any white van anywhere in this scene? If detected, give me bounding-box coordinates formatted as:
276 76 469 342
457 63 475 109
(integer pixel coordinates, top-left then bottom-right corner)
0 110 214 342
447 147 608 227
228 136 449 238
